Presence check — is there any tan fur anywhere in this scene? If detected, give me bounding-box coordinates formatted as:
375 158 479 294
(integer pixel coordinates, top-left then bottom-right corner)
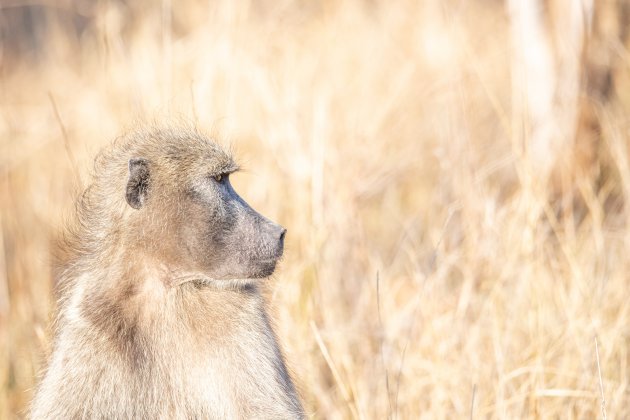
31 126 304 419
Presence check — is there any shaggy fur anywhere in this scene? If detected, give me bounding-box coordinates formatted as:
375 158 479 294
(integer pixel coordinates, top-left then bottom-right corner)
31 126 304 419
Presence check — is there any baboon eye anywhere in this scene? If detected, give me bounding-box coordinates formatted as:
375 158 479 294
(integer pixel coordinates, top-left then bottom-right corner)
212 174 228 183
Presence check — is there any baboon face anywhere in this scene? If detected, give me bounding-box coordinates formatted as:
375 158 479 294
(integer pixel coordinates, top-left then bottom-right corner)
126 148 286 281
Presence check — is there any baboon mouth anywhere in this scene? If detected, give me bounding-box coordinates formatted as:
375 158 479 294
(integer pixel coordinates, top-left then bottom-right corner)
253 260 279 278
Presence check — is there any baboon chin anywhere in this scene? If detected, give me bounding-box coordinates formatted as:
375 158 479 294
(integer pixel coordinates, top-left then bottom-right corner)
31 127 304 419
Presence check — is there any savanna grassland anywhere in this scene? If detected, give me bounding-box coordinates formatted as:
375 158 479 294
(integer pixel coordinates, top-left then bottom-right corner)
2 0 630 418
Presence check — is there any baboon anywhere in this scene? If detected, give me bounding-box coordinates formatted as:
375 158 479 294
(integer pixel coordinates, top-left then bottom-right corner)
31 126 304 419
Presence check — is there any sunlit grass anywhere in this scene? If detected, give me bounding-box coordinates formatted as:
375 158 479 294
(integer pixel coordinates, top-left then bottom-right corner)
1 1 629 418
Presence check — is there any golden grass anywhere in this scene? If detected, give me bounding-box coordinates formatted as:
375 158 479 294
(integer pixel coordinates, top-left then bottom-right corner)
1 0 629 418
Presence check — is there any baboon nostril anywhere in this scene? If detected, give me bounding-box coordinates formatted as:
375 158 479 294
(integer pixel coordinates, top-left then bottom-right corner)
279 228 286 241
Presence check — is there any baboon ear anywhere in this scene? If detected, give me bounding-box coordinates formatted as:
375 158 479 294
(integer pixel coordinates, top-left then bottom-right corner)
126 158 150 210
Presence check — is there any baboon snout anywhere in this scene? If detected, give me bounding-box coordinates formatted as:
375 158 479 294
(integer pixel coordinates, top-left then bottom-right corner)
262 220 286 258
270 224 286 241
276 226 287 255
233 215 286 278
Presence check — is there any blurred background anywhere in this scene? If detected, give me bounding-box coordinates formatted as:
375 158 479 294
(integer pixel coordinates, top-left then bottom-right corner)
1 0 630 418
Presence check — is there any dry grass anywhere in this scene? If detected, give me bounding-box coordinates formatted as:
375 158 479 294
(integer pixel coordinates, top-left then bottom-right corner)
1 0 630 418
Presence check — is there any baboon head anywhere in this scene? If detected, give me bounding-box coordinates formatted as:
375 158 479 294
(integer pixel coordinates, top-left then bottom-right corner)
122 129 285 281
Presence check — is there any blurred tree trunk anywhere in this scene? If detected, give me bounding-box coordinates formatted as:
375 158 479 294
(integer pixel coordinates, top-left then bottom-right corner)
507 0 594 182
504 0 630 231
578 1 630 174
